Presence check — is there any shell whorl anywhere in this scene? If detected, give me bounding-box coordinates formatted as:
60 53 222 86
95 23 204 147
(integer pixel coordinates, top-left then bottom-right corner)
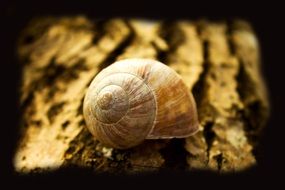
84 65 157 149
83 58 199 149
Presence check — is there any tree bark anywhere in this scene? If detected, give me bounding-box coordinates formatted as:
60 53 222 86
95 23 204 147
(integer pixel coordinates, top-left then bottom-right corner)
14 17 269 173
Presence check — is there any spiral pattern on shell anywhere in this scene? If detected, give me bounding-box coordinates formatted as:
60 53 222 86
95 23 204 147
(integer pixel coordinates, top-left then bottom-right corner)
83 58 199 149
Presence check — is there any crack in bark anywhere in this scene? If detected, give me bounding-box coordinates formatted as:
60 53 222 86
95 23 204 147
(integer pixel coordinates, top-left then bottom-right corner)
97 20 135 71
231 20 269 150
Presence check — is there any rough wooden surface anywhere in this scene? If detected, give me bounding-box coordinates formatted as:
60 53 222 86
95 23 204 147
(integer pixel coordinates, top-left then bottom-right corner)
14 16 269 173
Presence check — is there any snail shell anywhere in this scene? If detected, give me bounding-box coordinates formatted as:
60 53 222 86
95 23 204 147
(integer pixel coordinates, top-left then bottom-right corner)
83 58 199 149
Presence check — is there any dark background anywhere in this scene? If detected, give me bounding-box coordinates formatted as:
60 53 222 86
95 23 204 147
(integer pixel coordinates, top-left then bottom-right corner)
2 0 284 186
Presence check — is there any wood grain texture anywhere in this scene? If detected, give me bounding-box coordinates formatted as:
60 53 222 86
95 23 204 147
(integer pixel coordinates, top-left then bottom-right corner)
14 17 269 173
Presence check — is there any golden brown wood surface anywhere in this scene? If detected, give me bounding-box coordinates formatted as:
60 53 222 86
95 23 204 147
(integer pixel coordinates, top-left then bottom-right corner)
14 16 269 173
